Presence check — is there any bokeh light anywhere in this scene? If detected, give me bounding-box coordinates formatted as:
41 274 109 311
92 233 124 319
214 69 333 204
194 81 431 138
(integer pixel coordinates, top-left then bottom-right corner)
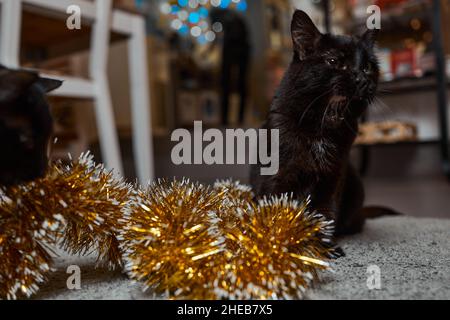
159 0 247 44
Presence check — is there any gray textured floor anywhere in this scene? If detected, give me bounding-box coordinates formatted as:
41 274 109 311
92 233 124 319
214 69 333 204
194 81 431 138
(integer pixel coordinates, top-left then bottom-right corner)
33 216 449 300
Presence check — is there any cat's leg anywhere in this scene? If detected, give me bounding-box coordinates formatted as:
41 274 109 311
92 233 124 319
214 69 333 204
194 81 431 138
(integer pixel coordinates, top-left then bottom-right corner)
336 163 365 236
252 175 288 199
309 181 346 258
310 174 340 222
250 163 265 196
251 166 300 199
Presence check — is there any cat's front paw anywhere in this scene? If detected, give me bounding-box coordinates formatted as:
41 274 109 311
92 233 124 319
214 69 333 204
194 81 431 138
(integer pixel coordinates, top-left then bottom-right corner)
330 246 346 259
324 242 346 259
315 207 338 221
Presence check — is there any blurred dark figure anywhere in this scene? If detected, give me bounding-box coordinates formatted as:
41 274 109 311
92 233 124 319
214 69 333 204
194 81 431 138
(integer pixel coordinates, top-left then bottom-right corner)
0 66 61 186
210 8 251 125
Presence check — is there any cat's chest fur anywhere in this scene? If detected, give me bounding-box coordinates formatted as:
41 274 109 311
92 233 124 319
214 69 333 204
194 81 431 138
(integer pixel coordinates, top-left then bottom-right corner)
309 138 339 171
279 124 349 175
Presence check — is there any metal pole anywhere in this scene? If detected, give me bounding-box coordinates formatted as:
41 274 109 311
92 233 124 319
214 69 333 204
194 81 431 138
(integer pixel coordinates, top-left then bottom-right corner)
431 0 450 178
322 0 331 33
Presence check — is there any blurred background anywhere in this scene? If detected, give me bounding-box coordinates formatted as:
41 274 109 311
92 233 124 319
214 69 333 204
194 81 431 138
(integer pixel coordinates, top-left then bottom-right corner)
5 0 450 218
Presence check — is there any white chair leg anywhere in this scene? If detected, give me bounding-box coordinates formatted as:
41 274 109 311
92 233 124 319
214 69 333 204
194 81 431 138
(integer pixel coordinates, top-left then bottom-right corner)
128 16 155 184
0 0 22 67
93 75 124 175
90 0 123 175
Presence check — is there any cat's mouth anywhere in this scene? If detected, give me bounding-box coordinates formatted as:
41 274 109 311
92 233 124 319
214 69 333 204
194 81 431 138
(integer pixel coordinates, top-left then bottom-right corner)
353 96 367 101
329 113 345 122
329 95 348 104
327 95 348 122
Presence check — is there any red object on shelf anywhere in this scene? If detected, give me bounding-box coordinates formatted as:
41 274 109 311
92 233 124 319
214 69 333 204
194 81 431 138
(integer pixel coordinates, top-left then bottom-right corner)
375 0 408 9
391 48 418 78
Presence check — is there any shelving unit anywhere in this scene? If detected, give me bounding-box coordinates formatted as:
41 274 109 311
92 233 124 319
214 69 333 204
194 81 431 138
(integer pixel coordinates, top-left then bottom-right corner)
378 76 450 95
322 0 450 179
343 0 430 32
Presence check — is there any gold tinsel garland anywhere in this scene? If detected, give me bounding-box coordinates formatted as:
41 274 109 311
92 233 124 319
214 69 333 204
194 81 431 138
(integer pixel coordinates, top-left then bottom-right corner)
56 154 132 270
120 179 227 298
214 195 334 299
121 180 335 300
0 190 63 299
0 157 336 300
0 153 132 299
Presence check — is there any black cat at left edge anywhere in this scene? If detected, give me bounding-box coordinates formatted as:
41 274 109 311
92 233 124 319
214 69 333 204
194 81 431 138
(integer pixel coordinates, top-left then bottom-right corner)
0 65 62 186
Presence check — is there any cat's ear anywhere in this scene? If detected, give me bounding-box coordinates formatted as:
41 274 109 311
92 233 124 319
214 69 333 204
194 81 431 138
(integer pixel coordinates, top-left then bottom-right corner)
0 69 38 103
36 77 63 93
361 29 378 49
291 10 322 60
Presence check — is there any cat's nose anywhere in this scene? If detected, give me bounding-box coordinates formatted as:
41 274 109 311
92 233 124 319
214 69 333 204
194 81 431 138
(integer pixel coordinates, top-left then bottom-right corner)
352 70 363 82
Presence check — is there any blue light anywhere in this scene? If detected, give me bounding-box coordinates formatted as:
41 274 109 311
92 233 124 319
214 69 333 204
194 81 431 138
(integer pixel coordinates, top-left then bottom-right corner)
220 0 231 9
135 0 144 8
179 25 189 35
178 0 188 7
236 0 247 11
171 5 180 13
198 7 209 18
188 12 200 24
197 35 207 45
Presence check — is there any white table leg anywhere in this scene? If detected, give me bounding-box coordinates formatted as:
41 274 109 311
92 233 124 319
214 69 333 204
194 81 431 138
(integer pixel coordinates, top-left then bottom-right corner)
90 0 124 176
128 15 154 184
0 0 22 67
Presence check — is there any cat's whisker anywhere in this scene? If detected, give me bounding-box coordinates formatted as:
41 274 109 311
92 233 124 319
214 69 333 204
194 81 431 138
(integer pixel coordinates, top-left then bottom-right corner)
320 102 332 134
343 100 358 135
338 89 359 135
372 96 395 123
374 96 394 115
377 87 392 94
316 86 343 133
298 88 334 126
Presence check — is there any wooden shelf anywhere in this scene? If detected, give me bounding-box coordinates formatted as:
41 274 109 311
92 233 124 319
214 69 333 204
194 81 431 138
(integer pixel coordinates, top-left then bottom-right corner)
377 76 450 95
21 7 128 65
354 139 437 147
343 0 431 32
42 73 95 98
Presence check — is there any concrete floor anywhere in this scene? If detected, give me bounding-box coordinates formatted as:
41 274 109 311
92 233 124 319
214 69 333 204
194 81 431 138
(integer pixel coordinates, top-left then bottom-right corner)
33 216 450 300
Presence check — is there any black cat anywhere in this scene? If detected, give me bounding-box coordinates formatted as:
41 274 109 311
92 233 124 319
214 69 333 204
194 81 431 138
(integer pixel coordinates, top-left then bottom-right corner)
0 65 62 186
251 10 397 236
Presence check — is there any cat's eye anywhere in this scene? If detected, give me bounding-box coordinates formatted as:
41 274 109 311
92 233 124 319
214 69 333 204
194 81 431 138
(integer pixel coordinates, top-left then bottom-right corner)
19 133 29 143
326 58 338 66
19 133 34 148
363 64 373 74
